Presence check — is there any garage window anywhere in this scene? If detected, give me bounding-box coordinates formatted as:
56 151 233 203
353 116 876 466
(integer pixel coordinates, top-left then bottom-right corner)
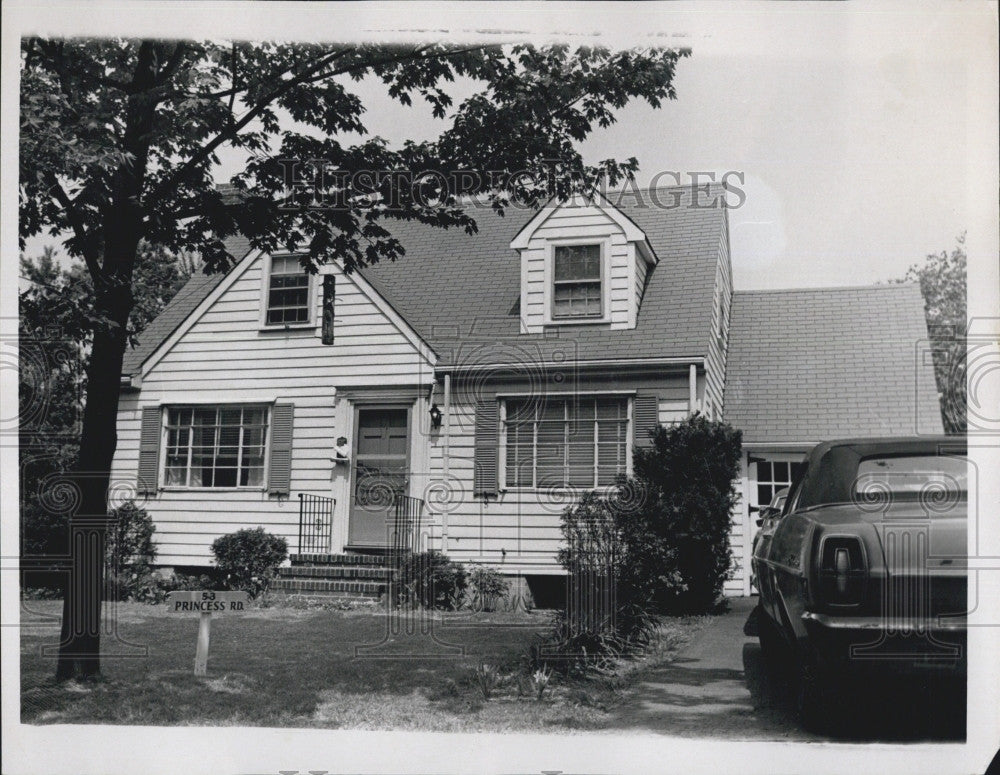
756 460 806 506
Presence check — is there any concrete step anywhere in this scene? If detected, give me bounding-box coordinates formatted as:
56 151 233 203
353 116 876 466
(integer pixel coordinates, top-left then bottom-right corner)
270 577 385 597
278 564 392 581
289 552 389 566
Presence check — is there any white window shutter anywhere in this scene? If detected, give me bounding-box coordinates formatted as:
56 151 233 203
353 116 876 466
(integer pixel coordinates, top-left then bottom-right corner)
267 403 295 495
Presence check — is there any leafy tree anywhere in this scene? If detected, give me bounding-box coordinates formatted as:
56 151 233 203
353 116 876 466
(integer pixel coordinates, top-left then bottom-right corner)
19 38 689 679
19 243 194 566
897 235 966 434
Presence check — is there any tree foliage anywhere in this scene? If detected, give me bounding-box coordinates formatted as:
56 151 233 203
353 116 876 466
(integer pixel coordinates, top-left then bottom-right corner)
897 235 966 433
20 39 690 278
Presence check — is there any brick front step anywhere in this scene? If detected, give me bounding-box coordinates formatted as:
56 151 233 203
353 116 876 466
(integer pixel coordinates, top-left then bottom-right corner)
289 553 388 566
278 565 391 581
271 577 385 597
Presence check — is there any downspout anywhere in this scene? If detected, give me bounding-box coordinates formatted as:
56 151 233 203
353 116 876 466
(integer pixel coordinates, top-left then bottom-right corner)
689 363 698 415
441 373 451 553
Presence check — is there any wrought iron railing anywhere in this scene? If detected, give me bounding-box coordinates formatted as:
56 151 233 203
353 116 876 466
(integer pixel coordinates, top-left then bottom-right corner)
391 494 424 558
298 493 335 554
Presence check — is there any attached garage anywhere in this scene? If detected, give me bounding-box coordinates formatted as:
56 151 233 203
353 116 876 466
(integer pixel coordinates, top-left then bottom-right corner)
723 284 944 595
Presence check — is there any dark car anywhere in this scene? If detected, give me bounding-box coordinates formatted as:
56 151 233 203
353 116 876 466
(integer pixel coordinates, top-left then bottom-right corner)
750 436 967 728
750 487 789 591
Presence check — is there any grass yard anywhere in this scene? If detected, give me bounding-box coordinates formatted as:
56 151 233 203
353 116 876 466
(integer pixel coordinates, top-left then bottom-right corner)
20 598 706 732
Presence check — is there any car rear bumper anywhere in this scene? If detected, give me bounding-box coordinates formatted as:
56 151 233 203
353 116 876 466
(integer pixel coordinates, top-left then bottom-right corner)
801 612 967 674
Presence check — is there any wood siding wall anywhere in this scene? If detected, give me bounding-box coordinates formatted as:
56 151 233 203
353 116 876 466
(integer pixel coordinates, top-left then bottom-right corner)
426 370 691 574
109 254 435 566
520 204 638 333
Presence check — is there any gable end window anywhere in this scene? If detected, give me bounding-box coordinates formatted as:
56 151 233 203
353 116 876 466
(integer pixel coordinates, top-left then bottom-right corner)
501 395 630 489
164 406 269 488
552 244 603 319
266 255 311 325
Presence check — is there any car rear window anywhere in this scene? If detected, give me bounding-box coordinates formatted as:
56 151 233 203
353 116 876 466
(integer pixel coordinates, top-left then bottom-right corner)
854 455 968 496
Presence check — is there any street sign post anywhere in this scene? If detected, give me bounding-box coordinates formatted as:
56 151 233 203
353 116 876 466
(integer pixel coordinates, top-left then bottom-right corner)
165 591 250 675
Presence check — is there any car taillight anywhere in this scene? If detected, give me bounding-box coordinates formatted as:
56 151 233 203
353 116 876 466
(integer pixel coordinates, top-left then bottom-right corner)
817 536 867 606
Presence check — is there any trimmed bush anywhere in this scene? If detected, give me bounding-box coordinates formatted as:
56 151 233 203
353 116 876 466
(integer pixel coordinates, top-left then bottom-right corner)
211 527 288 599
395 550 466 610
467 566 509 612
626 413 743 613
105 501 158 601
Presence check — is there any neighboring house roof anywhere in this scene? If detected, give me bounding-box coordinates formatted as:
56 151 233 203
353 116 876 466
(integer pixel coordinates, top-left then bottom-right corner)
723 283 944 445
358 186 727 368
122 187 727 375
122 234 251 377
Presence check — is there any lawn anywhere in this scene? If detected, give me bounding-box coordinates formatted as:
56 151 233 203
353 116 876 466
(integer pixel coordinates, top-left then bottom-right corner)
20 597 705 732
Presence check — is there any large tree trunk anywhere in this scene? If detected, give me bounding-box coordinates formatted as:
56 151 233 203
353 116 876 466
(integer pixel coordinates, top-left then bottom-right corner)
53 41 159 681
55 258 137 680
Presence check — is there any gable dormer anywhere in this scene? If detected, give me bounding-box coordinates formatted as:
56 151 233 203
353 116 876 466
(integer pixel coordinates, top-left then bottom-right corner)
510 193 657 334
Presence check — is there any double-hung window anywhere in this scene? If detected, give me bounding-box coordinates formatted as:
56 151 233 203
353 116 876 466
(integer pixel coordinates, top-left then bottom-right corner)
552 244 603 319
265 255 311 325
164 406 269 488
502 396 630 488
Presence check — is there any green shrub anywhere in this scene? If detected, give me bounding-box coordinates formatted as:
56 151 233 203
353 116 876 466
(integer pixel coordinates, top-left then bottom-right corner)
538 415 742 674
467 566 509 612
211 527 288 599
395 550 466 610
626 414 743 614
105 501 158 601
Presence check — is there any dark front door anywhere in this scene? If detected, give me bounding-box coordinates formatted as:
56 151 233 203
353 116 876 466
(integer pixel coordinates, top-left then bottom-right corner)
349 407 409 547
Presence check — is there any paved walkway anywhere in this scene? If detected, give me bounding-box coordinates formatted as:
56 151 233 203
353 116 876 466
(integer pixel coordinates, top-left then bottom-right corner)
605 596 965 741
605 596 815 739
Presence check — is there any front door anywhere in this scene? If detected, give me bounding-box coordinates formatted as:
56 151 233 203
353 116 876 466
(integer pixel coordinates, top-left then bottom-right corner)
349 407 409 547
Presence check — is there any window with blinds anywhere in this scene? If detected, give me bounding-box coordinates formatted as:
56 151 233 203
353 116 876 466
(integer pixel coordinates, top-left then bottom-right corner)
163 406 269 488
502 396 630 488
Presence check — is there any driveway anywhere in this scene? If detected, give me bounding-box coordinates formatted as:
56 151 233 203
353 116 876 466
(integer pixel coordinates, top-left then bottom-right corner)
605 596 965 741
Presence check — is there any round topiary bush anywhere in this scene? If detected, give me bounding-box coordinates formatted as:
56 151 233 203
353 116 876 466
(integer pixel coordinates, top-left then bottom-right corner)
211 527 288 599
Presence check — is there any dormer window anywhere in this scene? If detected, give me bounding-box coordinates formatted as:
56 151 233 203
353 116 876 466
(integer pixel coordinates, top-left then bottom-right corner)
264 255 312 326
509 194 654 333
553 244 603 319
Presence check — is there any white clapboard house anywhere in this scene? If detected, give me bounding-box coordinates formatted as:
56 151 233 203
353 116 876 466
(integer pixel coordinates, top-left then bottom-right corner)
110 185 943 598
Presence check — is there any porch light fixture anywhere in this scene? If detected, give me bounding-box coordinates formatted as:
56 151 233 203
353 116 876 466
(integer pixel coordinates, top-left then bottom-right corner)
429 403 443 429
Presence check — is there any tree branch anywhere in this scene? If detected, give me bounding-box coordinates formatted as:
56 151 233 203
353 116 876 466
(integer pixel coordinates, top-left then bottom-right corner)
49 181 103 284
145 44 493 211
154 41 187 85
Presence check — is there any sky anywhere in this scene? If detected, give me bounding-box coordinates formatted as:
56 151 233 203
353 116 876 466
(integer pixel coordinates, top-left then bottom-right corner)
15 2 994 293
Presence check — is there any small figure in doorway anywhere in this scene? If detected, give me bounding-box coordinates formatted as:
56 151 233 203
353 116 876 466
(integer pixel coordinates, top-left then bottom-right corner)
333 436 350 462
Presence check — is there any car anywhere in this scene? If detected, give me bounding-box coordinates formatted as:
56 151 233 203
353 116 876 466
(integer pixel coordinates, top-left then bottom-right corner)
750 436 967 729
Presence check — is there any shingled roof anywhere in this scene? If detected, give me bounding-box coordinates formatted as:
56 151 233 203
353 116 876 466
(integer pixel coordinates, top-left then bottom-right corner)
122 186 727 376
723 284 944 445
358 186 727 367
